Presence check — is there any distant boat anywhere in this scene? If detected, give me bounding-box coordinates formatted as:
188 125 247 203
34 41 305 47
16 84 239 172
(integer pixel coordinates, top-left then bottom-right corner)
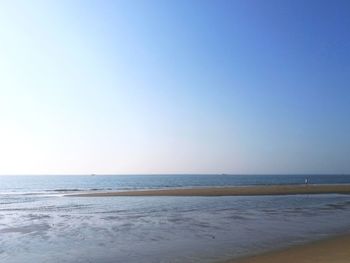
91 174 96 176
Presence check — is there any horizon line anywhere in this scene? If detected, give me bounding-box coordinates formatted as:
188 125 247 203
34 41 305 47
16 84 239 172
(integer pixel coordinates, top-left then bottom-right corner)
0 173 349 176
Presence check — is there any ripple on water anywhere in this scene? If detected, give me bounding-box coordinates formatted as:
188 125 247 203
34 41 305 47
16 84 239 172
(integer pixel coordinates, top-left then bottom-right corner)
0 223 51 235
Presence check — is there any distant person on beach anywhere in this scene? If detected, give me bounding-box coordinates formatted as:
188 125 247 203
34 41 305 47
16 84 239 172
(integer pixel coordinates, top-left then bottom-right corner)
305 178 308 185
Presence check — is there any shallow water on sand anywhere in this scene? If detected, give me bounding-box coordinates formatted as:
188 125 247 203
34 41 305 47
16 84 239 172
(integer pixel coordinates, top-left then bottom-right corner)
1 191 350 262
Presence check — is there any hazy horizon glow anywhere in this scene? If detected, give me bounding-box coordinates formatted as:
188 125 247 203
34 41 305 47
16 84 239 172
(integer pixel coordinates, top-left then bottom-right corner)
1 0 349 175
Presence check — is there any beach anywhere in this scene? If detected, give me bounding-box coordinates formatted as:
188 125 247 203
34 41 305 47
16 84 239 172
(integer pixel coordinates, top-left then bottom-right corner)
69 184 350 197
2 175 350 263
68 182 350 262
226 234 350 263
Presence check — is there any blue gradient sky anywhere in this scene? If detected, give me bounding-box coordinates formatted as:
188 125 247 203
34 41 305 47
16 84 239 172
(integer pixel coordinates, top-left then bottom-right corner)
0 0 349 174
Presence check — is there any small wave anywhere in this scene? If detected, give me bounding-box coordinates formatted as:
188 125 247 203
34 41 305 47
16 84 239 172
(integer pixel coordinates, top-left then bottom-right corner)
89 188 113 191
53 188 114 192
53 189 84 192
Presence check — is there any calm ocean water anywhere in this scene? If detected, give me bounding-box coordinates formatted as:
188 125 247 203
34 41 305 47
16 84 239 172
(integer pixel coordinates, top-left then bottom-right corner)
1 174 350 263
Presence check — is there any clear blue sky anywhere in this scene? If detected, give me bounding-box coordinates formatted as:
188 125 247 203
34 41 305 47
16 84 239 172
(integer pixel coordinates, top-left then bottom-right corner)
0 0 349 174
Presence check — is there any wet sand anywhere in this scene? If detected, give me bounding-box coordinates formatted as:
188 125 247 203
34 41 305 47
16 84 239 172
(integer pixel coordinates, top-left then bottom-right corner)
69 184 350 197
225 234 350 263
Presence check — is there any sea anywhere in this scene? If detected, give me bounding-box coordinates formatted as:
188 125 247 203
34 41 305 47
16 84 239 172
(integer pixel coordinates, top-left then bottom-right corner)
1 174 350 263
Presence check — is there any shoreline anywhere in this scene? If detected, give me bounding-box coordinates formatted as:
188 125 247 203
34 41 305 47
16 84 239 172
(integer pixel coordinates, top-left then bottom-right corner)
67 184 350 197
222 233 350 263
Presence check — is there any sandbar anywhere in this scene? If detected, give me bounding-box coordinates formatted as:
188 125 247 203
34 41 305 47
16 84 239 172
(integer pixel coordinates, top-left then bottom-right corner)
68 184 350 197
